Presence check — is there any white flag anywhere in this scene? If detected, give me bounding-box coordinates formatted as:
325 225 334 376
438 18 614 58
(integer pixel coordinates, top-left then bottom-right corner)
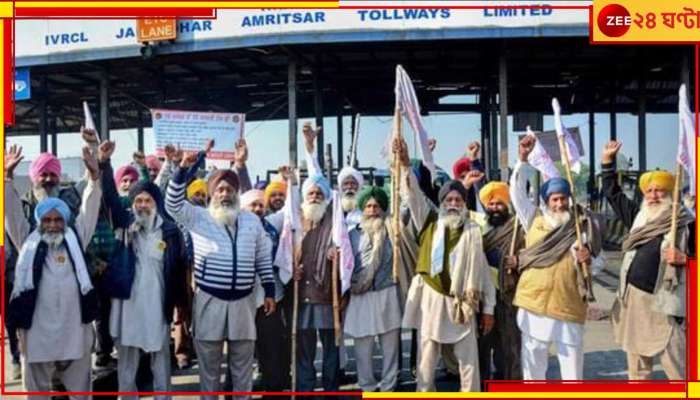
552 98 582 174
273 181 301 285
331 190 354 295
389 65 436 181
678 84 696 193
83 101 101 142
526 126 561 181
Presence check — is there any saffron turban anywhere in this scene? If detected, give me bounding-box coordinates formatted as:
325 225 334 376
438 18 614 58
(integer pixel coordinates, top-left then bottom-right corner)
357 186 389 212
115 165 139 184
187 179 208 199
452 157 471 179
29 153 62 183
302 174 331 199
241 189 265 209
34 197 71 224
540 177 571 202
479 181 510 206
264 180 287 205
337 166 364 188
639 170 674 193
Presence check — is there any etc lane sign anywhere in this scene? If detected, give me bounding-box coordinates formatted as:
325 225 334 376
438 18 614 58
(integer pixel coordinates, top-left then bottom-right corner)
16 4 588 65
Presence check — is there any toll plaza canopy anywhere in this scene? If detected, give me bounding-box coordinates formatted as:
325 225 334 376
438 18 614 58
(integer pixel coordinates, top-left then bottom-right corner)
11 6 695 178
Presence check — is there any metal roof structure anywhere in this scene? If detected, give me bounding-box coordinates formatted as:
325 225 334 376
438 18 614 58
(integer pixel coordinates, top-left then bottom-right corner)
11 37 693 136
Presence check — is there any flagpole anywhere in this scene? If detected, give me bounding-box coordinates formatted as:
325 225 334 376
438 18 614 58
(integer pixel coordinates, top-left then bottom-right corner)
291 253 299 396
669 163 683 257
557 134 596 302
391 105 402 283
508 216 519 274
332 247 341 346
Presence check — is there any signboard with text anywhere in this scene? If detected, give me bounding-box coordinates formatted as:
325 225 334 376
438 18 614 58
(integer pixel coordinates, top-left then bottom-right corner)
17 4 588 65
152 109 245 161
137 19 177 43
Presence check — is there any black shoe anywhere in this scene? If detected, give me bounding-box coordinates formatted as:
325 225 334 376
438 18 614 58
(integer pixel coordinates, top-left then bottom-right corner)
95 354 117 369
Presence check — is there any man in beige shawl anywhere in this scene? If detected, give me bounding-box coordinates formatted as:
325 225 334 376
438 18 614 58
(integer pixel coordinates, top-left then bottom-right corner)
602 141 692 380
394 138 495 392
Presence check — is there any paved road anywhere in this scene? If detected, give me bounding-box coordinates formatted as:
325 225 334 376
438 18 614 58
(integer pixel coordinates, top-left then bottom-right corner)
2 251 670 398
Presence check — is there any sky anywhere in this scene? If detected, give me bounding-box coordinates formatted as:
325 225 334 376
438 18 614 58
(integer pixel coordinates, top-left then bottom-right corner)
7 108 681 185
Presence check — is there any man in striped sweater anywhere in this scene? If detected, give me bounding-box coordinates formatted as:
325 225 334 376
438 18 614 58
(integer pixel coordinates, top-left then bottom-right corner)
166 153 276 399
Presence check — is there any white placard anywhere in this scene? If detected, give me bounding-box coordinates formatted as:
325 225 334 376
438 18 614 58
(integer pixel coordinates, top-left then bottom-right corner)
151 109 244 160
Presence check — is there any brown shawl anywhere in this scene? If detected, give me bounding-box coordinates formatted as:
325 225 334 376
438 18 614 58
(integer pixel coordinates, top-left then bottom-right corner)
483 216 525 301
518 207 602 300
621 206 694 290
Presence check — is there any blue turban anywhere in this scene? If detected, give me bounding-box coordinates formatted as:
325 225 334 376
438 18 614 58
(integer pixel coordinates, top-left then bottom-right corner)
302 174 331 199
540 177 571 202
34 197 71 224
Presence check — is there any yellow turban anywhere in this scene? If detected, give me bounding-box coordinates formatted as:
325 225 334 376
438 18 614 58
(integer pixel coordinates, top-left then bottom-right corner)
479 181 510 206
187 179 208 199
264 180 287 205
639 170 674 193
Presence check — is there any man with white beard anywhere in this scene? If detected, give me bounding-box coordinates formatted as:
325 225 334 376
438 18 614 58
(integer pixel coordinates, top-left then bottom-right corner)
601 141 692 380
100 145 189 398
344 186 401 392
166 153 276 399
507 135 603 380
7 145 102 398
302 123 363 229
394 138 496 392
293 173 341 392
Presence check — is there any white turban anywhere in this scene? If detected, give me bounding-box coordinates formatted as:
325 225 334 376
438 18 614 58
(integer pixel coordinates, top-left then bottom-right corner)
337 166 364 189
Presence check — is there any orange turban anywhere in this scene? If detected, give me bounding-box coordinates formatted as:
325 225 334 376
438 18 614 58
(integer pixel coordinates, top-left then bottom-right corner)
264 180 287 206
639 170 674 193
479 181 510 206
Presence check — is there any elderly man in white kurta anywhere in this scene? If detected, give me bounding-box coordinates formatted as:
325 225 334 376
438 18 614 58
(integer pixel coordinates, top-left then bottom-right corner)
395 138 496 392
7 146 102 399
508 136 603 380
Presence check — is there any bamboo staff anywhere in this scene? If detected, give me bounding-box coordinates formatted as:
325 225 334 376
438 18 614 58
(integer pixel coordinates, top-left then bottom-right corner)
331 247 341 346
391 106 402 283
290 169 300 396
507 216 519 275
557 135 596 303
291 253 299 396
666 163 684 289
348 113 361 167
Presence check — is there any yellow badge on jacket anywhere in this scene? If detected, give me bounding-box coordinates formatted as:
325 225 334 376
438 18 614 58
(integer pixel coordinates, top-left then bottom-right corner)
157 240 167 252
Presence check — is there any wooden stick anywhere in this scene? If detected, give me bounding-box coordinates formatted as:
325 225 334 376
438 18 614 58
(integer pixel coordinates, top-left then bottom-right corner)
669 162 683 250
348 113 361 167
291 279 299 396
506 216 520 275
391 106 402 283
557 134 596 302
331 247 341 346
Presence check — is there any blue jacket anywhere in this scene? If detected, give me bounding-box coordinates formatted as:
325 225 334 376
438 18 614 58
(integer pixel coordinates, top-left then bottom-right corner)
101 160 189 323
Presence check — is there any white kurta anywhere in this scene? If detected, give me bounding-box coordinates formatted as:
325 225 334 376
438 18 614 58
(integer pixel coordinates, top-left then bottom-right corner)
516 309 583 347
20 178 103 363
26 249 94 363
110 217 168 352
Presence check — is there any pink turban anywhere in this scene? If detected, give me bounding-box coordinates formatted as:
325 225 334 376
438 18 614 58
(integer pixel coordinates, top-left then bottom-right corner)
115 165 139 183
29 153 62 183
240 189 265 209
145 155 162 171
